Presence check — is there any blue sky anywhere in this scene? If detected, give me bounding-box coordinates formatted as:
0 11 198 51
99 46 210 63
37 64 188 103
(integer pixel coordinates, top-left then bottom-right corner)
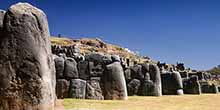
1 0 220 70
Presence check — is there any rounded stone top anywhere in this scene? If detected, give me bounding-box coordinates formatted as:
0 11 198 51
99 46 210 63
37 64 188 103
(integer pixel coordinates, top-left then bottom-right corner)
9 2 46 17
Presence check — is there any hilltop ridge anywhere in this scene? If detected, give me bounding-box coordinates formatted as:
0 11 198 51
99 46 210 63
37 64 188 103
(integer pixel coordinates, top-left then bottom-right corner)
50 36 156 64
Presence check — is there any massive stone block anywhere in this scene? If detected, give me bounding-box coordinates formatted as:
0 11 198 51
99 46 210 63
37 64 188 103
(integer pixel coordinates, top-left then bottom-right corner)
130 64 144 80
89 62 104 77
124 68 132 82
149 64 162 96
161 72 184 95
56 79 70 99
103 61 128 100
183 76 201 94
138 79 154 96
139 64 162 96
0 3 56 110
86 77 104 100
69 79 86 99
78 60 90 80
200 81 218 94
54 56 65 78
64 57 79 79
85 53 112 65
127 79 141 96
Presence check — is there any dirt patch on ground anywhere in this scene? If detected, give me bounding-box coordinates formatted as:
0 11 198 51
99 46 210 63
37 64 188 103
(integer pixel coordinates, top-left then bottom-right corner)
55 100 65 110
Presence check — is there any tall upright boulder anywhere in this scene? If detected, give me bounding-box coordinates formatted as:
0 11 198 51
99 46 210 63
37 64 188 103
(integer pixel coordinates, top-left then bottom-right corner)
149 64 162 96
161 72 184 95
0 3 56 110
64 57 78 79
102 55 128 100
139 64 162 96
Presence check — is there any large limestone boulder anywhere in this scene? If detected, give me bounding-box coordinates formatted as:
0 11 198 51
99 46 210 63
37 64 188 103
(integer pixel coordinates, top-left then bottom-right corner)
0 3 56 110
89 61 104 77
69 79 86 99
148 64 162 96
127 79 141 96
130 64 144 80
102 59 128 100
139 64 162 96
54 56 65 78
56 79 70 99
183 76 201 94
86 77 104 100
64 57 79 79
161 72 184 95
78 60 90 80
85 53 112 65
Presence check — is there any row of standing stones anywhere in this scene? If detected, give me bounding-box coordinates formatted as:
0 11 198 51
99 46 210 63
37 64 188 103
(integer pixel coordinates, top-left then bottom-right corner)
0 2 219 110
53 49 128 100
52 44 219 100
52 45 219 100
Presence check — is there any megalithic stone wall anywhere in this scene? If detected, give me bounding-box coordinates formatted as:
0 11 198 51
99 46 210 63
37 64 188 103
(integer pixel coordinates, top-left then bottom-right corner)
0 3 56 110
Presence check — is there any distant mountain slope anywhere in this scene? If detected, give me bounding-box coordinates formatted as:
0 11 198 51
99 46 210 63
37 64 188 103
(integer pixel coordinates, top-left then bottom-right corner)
207 66 220 74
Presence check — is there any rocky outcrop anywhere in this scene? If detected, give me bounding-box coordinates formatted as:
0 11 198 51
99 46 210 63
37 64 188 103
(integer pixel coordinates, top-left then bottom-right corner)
0 2 55 110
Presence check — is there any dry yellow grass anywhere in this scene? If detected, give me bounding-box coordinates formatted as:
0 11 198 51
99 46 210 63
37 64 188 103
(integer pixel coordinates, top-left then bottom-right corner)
64 94 220 110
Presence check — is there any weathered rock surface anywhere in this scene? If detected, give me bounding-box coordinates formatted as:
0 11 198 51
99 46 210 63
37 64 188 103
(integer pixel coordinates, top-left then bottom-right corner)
56 79 70 99
183 76 201 94
86 77 104 100
138 79 154 96
64 57 79 79
124 68 132 82
161 72 184 95
89 61 104 77
130 65 143 80
69 79 86 99
103 61 128 100
85 53 112 65
78 61 90 80
141 64 162 96
127 79 141 96
200 82 219 94
54 56 65 78
0 2 55 110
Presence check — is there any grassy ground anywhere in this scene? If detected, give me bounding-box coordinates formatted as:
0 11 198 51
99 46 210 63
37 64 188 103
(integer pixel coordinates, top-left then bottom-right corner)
64 94 220 110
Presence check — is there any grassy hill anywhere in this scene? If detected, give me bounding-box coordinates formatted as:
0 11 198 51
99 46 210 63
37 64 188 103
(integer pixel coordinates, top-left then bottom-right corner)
50 36 155 64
